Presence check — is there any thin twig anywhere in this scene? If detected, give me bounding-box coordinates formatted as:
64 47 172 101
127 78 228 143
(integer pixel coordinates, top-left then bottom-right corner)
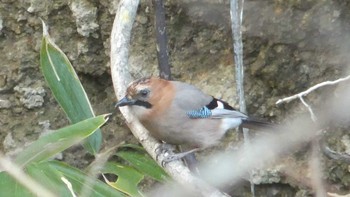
230 0 246 114
277 74 350 164
275 75 350 196
230 0 255 196
299 95 317 122
153 0 171 80
110 1 227 196
276 74 350 105
153 0 197 171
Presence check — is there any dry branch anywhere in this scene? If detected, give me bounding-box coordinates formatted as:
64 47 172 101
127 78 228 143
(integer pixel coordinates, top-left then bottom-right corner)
276 74 350 105
110 0 227 196
153 0 171 80
276 74 350 196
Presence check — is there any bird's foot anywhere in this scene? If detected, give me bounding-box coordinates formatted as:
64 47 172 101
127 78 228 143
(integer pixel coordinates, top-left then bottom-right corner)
162 150 195 163
155 143 176 155
155 144 200 166
155 143 176 166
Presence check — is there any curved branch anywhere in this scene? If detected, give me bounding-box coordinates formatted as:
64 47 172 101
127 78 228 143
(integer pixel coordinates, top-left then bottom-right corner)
110 0 227 196
321 140 350 163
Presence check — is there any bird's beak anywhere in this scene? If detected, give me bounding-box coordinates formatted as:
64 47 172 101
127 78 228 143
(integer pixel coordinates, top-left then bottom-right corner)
115 96 136 107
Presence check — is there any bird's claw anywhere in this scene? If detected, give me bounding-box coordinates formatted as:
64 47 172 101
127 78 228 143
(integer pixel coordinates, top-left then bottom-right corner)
155 144 200 167
155 144 184 166
155 143 175 155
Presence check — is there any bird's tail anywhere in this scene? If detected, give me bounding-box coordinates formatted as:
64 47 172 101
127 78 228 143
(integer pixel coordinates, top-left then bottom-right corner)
241 118 274 130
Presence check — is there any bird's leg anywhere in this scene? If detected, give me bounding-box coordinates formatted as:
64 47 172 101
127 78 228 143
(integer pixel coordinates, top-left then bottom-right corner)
155 144 200 166
162 148 200 165
183 152 199 174
155 143 176 155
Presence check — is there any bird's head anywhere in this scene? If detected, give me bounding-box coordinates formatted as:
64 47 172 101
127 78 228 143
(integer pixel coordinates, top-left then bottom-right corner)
115 77 174 113
115 77 154 109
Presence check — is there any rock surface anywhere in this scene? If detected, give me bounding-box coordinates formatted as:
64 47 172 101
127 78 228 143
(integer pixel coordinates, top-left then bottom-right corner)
0 0 349 196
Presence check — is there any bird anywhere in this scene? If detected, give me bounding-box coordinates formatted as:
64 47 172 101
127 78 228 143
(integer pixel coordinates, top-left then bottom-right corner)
115 76 271 162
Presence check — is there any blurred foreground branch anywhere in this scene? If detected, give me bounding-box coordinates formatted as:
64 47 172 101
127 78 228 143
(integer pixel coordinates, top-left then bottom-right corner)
150 115 320 194
110 0 227 196
0 152 56 197
276 74 350 195
276 74 350 164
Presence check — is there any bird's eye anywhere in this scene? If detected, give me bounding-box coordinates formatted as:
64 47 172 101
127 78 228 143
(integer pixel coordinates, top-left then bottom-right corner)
139 89 149 97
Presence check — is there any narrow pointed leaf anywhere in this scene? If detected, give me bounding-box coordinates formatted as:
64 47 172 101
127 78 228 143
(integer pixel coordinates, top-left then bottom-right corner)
49 161 125 197
101 162 144 197
15 114 109 167
40 22 102 154
116 150 168 182
0 161 126 197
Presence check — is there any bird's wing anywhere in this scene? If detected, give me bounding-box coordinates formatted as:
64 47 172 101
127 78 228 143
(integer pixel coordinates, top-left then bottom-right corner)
171 81 213 110
210 108 248 119
186 103 248 119
170 81 247 119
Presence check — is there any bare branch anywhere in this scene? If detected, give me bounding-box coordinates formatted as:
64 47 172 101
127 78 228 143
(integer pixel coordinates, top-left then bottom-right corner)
275 73 350 196
276 74 350 105
230 0 246 114
153 0 171 80
321 140 350 163
110 0 227 196
230 0 257 195
299 95 317 122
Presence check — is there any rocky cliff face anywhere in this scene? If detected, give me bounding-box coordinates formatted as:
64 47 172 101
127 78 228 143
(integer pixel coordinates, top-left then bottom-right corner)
1 0 349 196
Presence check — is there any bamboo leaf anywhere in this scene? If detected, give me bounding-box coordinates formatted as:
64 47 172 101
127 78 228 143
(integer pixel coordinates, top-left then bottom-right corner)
0 161 126 197
116 149 168 182
39 21 102 154
49 161 125 197
15 114 109 167
101 162 144 197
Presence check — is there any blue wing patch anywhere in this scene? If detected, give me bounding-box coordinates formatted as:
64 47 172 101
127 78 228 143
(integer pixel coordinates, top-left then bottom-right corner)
186 106 212 118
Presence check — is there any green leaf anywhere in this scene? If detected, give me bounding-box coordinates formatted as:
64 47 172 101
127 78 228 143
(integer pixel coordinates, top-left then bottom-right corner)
0 161 126 197
101 162 144 197
118 144 147 152
40 22 102 154
26 163 73 196
0 172 35 197
49 161 125 197
116 150 168 182
15 114 109 167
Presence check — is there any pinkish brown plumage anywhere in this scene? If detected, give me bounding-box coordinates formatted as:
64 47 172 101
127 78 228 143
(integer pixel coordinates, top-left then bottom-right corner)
116 77 271 160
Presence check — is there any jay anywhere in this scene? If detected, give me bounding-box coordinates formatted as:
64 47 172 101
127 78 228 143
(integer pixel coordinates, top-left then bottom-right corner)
116 77 270 161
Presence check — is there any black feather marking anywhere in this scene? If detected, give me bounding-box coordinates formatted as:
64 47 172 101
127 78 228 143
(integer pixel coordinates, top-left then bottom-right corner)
206 97 235 110
134 100 153 108
206 98 218 110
